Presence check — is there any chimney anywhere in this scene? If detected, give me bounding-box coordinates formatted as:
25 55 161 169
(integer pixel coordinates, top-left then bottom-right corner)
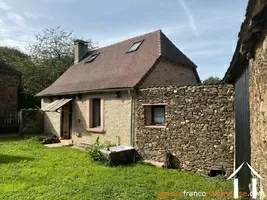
74 40 88 64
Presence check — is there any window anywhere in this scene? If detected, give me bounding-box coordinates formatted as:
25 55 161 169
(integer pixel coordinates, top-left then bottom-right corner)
127 40 144 53
89 98 103 132
152 106 165 125
85 52 100 63
144 105 166 126
92 98 101 127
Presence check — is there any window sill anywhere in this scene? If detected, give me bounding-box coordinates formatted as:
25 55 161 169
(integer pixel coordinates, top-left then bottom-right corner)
145 125 166 129
87 128 105 133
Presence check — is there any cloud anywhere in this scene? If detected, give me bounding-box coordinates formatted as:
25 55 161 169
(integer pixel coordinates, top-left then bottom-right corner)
6 12 25 26
96 28 157 47
188 48 228 57
0 15 40 51
23 11 40 20
177 0 198 36
0 0 10 11
40 0 74 2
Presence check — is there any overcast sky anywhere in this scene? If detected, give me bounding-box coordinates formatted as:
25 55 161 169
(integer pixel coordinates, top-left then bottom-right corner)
0 0 247 80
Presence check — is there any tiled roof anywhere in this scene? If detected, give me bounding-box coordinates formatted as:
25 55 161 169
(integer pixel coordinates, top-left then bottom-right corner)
37 30 198 96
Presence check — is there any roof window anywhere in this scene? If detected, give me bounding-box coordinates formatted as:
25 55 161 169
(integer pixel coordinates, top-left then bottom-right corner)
127 40 144 53
85 52 100 63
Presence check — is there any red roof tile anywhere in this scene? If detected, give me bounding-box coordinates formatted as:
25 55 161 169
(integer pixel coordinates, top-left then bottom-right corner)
37 30 198 96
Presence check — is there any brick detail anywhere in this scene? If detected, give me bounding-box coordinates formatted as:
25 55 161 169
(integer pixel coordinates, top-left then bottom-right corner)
141 58 199 87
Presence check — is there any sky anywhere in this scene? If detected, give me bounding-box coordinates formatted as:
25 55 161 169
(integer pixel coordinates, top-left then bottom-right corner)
0 0 248 80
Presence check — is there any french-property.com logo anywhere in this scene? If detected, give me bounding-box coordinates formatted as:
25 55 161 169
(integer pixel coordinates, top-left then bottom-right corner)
158 162 263 199
227 162 263 199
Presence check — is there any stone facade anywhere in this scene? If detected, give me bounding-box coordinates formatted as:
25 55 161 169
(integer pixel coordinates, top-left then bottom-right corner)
72 92 132 146
141 58 199 87
19 109 44 133
42 91 132 146
135 85 235 175
249 23 267 199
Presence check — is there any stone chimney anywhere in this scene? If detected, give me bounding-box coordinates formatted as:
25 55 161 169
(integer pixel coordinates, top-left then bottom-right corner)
74 40 88 64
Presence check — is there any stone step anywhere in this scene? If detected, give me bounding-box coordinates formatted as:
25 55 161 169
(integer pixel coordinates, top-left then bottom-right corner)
60 139 73 146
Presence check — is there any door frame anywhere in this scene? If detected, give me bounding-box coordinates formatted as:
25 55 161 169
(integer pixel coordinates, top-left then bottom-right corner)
60 101 72 139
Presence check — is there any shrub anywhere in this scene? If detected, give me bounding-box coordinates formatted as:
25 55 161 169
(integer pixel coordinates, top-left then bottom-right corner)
87 137 115 166
88 137 104 161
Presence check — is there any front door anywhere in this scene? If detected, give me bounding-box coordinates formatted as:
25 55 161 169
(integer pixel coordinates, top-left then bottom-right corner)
61 102 71 139
235 67 250 193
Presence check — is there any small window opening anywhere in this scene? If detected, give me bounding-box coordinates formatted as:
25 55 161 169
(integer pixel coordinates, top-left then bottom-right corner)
127 40 144 53
144 105 165 126
92 98 101 128
85 52 100 63
209 169 226 177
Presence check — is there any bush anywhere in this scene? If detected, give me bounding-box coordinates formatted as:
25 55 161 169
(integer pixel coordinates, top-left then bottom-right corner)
88 137 104 161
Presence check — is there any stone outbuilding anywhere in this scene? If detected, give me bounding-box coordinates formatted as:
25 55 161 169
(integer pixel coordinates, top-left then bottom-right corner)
0 61 21 133
223 0 267 198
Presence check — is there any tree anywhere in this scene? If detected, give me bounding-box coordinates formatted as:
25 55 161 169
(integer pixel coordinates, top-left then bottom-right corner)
28 26 96 96
0 27 96 108
202 76 221 84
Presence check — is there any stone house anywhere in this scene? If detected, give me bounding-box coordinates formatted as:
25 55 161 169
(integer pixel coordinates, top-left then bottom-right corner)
36 30 200 146
223 0 267 198
0 61 21 133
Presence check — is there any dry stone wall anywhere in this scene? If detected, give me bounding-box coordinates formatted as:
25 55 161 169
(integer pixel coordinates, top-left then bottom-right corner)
135 85 235 175
249 25 267 199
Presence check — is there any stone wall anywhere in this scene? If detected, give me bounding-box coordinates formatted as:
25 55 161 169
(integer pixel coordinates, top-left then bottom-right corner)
19 109 44 133
249 21 267 199
135 85 235 175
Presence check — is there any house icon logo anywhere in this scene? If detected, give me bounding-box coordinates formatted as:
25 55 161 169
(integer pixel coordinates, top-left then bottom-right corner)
227 162 263 199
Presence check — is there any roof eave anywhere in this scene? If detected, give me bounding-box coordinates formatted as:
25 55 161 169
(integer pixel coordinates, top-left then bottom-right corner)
36 87 135 97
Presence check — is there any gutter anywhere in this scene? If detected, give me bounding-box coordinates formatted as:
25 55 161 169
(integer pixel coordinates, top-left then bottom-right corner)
128 90 135 146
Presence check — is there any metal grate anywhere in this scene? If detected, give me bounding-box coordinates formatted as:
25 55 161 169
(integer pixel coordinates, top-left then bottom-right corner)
0 108 19 133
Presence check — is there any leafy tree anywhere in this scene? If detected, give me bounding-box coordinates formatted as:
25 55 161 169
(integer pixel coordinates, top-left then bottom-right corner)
0 27 96 108
28 26 96 95
202 76 221 84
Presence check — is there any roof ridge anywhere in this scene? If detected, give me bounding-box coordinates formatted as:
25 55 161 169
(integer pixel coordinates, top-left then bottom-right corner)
97 29 161 50
160 31 198 68
158 29 162 56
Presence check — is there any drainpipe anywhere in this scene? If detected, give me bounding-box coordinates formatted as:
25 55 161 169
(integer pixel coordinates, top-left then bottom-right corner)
128 90 135 146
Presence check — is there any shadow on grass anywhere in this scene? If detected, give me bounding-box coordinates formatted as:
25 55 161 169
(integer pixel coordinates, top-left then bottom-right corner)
0 154 34 164
0 133 49 142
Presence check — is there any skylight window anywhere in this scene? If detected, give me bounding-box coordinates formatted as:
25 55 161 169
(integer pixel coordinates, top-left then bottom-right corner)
127 40 144 53
85 52 100 63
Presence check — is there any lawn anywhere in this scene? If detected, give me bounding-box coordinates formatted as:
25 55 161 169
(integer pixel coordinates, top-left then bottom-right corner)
0 135 233 200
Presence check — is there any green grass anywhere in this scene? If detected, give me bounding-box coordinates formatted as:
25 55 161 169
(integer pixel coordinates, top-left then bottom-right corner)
0 135 233 200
